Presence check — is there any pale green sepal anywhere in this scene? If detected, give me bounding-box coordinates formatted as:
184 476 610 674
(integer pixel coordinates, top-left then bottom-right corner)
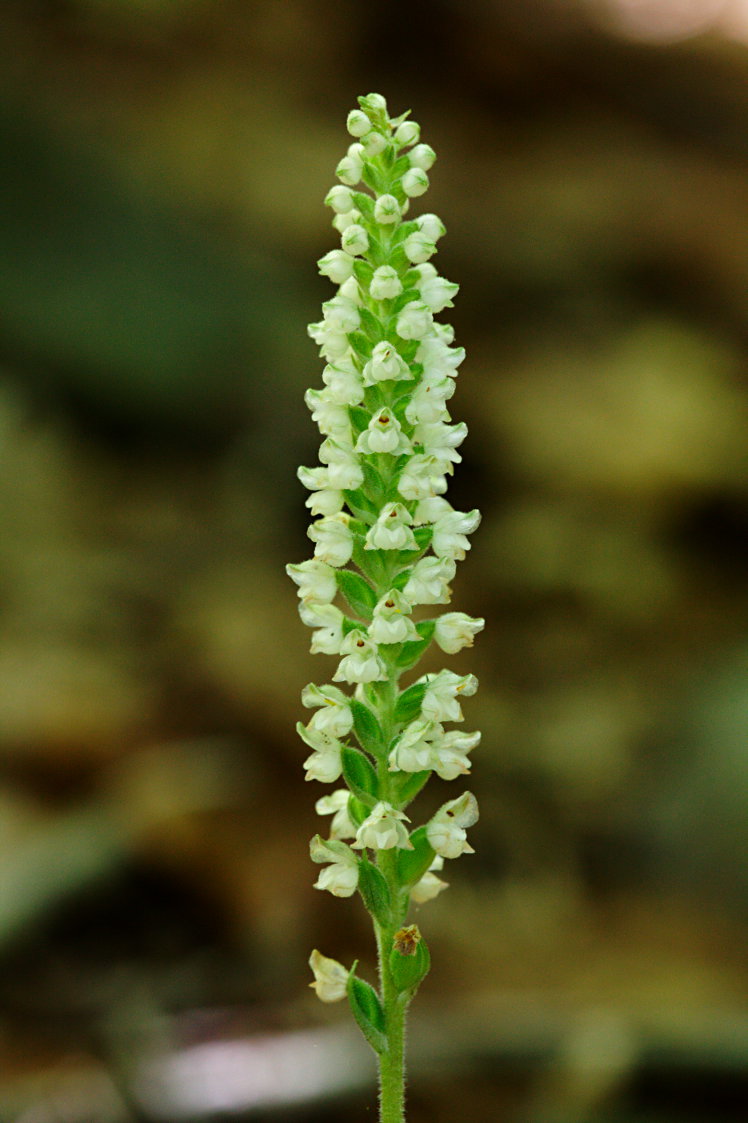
357 856 392 926
347 969 388 1055
341 744 379 805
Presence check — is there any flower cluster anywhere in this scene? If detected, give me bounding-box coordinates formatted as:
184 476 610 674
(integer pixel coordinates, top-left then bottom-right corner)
287 94 482 1013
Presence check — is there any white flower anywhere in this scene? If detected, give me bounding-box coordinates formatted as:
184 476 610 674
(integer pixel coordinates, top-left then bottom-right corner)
374 194 401 224
309 949 349 1002
307 514 354 567
388 720 441 773
333 630 388 684
412 496 451 525
341 223 369 257
307 319 349 361
431 729 480 780
408 143 436 171
402 168 429 198
396 453 448 502
410 856 448 903
415 336 465 377
361 93 387 113
347 109 370 137
416 213 446 242
297 722 344 783
305 388 352 441
355 408 412 456
362 341 411 385
310 835 360 896
412 419 467 468
430 506 481 559
404 374 456 425
325 184 356 214
315 788 356 840
306 488 345 517
336 143 364 186
404 232 436 264
365 503 417 551
368 590 418 645
322 296 360 333
317 250 355 284
395 119 420 146
419 273 459 313
433 612 485 654
286 559 338 604
319 439 364 490
322 360 365 405
298 602 347 654
420 670 478 723
297 465 330 492
302 683 354 737
402 555 456 604
361 130 387 156
369 266 403 301
338 276 361 304
396 301 434 341
352 802 413 850
426 792 479 859
332 208 361 233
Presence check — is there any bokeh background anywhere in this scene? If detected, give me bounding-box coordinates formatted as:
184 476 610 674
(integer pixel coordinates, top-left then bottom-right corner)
1 1 747 1121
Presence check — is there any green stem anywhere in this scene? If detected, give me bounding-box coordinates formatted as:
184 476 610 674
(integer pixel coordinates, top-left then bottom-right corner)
377 917 407 1123
372 660 410 1122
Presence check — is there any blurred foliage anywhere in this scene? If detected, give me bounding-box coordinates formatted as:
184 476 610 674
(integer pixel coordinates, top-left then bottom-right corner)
0 1 746 1121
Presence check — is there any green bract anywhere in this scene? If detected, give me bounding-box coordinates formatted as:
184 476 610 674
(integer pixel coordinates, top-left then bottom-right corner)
287 93 483 1123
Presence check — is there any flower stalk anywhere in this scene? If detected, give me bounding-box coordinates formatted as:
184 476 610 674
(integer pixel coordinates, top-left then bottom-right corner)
288 93 482 1123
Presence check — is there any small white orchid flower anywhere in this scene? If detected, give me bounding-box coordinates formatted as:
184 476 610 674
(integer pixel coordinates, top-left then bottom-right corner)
352 802 413 850
426 792 479 859
333 630 388 684
315 789 357 840
309 949 349 1003
365 503 417 551
310 835 360 896
433 612 485 654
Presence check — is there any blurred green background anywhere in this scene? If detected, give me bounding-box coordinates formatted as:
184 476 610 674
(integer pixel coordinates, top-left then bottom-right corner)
0 1 746 1121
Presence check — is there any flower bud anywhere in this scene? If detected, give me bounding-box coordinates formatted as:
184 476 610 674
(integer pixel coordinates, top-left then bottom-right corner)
341 223 369 257
373 193 401 224
347 109 371 137
417 213 446 241
332 208 361 233
409 143 436 171
395 120 420 146
402 168 429 198
396 301 434 341
404 232 436 264
317 250 355 284
336 144 364 186
369 265 403 301
361 130 387 156
325 184 355 213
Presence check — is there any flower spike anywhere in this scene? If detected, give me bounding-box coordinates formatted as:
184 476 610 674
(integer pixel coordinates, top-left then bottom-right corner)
287 93 482 1121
